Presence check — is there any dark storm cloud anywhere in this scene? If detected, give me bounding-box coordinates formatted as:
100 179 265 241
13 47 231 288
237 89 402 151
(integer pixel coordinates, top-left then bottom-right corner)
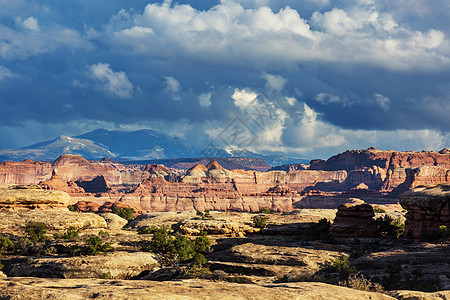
0 0 449 157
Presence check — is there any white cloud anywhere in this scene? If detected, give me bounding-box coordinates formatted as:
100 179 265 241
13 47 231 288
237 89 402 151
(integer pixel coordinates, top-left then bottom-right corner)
285 96 296 105
0 66 14 80
89 63 134 98
262 72 287 92
231 88 258 109
199 92 212 108
108 1 449 70
23 16 39 31
373 93 391 111
164 76 180 93
315 93 351 106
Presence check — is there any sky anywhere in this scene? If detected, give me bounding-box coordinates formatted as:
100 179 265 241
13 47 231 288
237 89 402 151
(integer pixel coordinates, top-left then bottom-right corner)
0 0 450 160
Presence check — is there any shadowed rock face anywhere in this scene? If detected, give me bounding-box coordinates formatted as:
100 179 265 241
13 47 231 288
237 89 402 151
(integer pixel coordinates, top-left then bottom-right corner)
400 184 450 239
330 203 379 238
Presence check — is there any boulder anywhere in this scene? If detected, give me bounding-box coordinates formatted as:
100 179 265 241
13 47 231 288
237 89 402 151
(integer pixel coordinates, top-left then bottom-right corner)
399 184 450 239
9 251 158 279
72 200 100 212
0 184 70 210
100 213 128 230
330 203 379 238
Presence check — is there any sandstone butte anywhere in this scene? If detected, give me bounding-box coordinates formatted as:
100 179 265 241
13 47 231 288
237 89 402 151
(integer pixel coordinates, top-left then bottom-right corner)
0 148 449 214
400 184 450 239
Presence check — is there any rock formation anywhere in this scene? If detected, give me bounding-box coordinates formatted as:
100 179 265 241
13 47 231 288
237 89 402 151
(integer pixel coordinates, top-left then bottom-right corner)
330 203 379 238
39 169 86 194
0 160 52 185
0 184 70 211
399 184 450 239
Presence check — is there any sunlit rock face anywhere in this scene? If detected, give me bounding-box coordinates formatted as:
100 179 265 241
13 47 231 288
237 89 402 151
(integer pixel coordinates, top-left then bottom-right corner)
400 184 450 239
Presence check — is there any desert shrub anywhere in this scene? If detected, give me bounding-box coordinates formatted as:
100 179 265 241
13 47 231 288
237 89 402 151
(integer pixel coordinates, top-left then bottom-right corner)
85 236 112 255
344 274 384 293
194 236 211 254
252 215 268 228
148 226 211 271
138 226 158 235
24 221 48 243
67 205 76 212
54 226 80 241
375 216 404 238
303 218 334 243
100 271 112 279
113 207 135 221
98 230 109 237
0 235 13 254
331 256 357 279
437 225 449 240
149 226 175 254
196 210 213 220
372 205 386 213
258 207 274 214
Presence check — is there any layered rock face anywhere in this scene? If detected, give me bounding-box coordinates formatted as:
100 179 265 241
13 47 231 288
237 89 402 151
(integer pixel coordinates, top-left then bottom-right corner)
0 184 70 211
330 203 379 238
399 184 450 239
0 160 52 185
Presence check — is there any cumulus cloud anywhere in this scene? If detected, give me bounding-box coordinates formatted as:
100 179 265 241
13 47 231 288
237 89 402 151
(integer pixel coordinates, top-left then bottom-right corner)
107 0 448 70
315 93 351 106
285 97 296 105
199 92 212 108
89 63 134 98
22 16 40 31
231 89 258 110
373 93 391 111
262 72 287 92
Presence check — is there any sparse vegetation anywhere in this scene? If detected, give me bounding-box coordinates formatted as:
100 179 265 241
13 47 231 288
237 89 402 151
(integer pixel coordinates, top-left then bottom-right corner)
138 225 158 234
54 226 80 241
252 215 268 228
372 205 386 213
24 221 48 243
437 225 449 240
67 205 76 212
331 256 357 279
375 215 404 238
196 209 213 220
70 235 112 256
258 207 274 214
344 274 384 293
302 218 334 243
0 235 13 254
113 207 135 221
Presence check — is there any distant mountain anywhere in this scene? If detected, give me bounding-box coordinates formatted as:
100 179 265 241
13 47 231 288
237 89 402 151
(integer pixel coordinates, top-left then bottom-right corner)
0 135 114 161
75 129 193 160
0 129 309 165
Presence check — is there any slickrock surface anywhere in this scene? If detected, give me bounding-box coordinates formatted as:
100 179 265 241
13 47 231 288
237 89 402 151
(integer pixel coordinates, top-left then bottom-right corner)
0 278 395 299
330 203 379 238
99 213 128 230
0 184 70 210
0 210 107 233
399 184 450 239
10 251 158 279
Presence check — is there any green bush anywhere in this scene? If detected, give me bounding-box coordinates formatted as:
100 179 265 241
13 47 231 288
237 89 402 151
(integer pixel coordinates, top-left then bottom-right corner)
303 218 334 243
148 226 211 268
54 226 80 241
258 207 274 214
372 205 386 213
113 207 135 221
437 225 449 240
331 256 356 279
85 236 112 255
98 230 109 237
67 205 76 212
24 221 48 243
0 235 13 254
196 209 213 220
138 226 158 234
252 215 268 228
375 216 404 238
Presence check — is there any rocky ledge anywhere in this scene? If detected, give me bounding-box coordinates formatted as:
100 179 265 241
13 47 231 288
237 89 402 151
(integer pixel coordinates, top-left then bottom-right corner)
400 184 450 239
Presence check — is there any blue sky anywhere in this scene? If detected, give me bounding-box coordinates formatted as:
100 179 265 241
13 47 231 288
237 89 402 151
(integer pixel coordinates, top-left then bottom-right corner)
0 0 449 159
